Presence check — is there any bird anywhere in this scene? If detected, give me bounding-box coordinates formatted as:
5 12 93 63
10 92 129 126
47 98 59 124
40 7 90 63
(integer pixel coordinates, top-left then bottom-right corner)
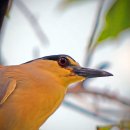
0 54 112 130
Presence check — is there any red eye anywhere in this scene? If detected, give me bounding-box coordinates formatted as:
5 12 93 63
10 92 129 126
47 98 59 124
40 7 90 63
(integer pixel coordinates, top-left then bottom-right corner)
58 57 69 67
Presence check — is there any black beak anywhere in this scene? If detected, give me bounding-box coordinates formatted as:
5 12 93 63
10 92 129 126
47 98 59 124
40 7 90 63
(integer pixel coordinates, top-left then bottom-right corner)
73 67 113 78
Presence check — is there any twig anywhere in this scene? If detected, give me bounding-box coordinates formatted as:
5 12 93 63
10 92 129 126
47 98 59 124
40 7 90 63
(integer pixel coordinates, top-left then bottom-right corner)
14 0 49 45
67 84 130 107
84 0 105 66
63 100 116 123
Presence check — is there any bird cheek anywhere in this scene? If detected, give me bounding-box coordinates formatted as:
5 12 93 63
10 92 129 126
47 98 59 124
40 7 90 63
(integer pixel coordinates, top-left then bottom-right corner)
75 75 85 82
70 76 85 84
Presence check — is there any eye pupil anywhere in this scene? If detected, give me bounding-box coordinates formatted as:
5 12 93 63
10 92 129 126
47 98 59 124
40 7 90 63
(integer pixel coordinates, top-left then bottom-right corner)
58 57 68 67
61 58 66 64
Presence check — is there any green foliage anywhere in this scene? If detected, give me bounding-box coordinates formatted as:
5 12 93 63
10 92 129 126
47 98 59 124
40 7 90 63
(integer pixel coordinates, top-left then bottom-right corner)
97 0 130 43
60 0 130 65
97 126 112 130
97 120 130 130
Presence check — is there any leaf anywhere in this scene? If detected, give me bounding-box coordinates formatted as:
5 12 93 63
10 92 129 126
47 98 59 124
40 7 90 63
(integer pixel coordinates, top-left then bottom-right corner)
97 0 130 43
97 126 115 130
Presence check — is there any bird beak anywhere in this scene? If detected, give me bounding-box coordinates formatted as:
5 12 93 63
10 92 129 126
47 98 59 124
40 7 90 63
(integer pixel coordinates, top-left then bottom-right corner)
73 66 113 78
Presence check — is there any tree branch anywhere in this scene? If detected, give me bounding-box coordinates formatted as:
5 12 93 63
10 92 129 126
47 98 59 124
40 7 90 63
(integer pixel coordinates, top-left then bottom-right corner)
63 100 116 123
84 0 105 66
67 82 130 106
14 0 49 46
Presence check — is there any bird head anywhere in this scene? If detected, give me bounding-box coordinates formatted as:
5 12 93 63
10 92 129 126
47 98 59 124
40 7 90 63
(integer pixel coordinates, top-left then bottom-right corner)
28 54 113 86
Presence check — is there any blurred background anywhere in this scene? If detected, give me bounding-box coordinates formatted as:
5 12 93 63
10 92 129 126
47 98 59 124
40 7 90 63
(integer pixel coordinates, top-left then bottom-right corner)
0 0 130 130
